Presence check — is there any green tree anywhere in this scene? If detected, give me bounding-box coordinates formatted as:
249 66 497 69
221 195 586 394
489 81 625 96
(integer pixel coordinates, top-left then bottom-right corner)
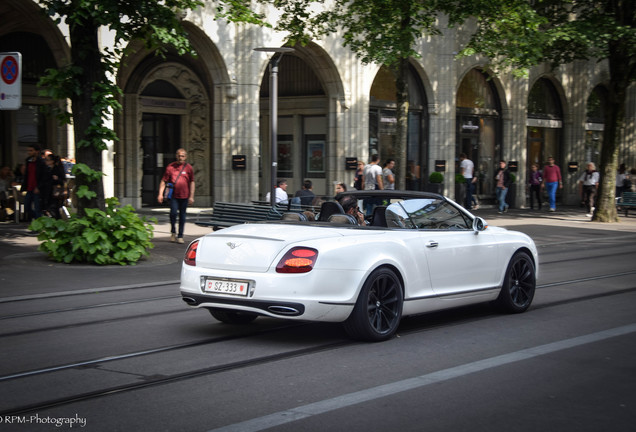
271 0 445 190
37 0 204 216
450 0 636 222
31 0 266 264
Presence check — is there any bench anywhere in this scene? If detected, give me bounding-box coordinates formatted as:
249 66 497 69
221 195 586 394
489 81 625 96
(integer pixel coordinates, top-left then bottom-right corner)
618 191 636 217
195 201 319 230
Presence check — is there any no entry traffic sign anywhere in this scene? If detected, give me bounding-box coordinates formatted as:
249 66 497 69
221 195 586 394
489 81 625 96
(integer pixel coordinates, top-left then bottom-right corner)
0 52 22 110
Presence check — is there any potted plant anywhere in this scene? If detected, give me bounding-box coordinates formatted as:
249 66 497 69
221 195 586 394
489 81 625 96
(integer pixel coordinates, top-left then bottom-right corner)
426 171 444 194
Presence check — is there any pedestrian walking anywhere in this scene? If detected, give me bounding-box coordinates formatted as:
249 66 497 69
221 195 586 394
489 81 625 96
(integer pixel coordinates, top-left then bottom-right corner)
578 162 600 217
494 160 512 214
362 154 383 215
354 161 365 190
459 153 475 210
158 148 195 244
23 144 46 221
616 163 627 198
528 163 543 210
541 157 562 211
382 159 396 190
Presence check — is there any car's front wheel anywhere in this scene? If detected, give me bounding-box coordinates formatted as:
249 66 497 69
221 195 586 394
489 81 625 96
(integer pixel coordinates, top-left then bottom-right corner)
344 268 403 342
209 309 258 324
495 251 536 313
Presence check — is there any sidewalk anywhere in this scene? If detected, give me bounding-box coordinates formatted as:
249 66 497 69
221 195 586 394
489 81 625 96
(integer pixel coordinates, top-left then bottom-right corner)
1 205 635 299
0 208 211 299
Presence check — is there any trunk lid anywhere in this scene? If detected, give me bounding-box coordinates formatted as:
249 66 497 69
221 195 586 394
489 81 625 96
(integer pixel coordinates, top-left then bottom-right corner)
196 223 342 272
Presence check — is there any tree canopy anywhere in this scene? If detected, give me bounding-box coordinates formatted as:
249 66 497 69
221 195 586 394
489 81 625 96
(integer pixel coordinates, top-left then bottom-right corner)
270 0 634 220
37 0 204 215
37 0 635 222
450 0 635 221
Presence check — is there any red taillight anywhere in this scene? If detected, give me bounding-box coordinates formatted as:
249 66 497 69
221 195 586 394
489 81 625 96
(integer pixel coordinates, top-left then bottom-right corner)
276 247 318 273
184 240 199 266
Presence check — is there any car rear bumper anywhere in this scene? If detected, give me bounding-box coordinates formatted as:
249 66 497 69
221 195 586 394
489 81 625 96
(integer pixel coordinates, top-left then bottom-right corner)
180 290 354 322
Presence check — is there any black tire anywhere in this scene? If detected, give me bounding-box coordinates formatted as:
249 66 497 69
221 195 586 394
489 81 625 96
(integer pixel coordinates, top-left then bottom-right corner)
344 268 403 342
495 251 536 313
209 309 258 324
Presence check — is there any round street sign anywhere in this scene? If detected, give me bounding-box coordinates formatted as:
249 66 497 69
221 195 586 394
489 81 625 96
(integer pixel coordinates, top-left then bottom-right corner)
0 52 22 110
1 55 19 85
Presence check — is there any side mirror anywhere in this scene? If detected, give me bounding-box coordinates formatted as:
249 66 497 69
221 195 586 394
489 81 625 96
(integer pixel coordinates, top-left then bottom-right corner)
472 217 488 234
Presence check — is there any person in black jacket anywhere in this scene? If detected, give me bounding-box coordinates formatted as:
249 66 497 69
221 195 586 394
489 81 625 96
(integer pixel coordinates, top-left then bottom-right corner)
23 144 47 220
494 160 512 214
41 153 67 218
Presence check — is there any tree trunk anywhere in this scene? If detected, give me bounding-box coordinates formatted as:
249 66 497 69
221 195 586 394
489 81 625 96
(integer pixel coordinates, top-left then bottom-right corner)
591 0 635 222
592 39 631 223
70 18 106 216
394 58 409 191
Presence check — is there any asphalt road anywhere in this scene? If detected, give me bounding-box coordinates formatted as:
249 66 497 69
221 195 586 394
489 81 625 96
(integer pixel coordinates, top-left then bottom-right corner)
1 209 635 431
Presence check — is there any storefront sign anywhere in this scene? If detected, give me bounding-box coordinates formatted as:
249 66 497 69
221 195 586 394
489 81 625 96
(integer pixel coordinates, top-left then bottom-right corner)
462 120 479 130
140 97 186 110
526 118 562 129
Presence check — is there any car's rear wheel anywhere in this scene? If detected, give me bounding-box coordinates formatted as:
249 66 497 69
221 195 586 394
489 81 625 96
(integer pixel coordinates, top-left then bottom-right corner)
495 251 536 313
209 309 258 324
344 268 403 342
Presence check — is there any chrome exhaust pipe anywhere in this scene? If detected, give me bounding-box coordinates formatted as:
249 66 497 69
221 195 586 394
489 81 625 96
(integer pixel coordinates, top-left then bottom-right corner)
267 305 300 316
182 297 197 305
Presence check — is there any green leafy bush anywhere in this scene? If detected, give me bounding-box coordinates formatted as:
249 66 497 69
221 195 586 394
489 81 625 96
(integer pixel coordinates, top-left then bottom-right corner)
29 197 156 265
429 171 444 183
455 173 466 184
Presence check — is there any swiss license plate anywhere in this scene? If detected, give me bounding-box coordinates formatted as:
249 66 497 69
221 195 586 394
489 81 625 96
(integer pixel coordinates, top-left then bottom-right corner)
203 278 249 296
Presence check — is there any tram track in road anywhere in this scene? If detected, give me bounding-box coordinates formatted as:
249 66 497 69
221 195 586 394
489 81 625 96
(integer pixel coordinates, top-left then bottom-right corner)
1 270 636 417
0 294 179 321
0 338 351 417
0 322 310 383
2 264 635 339
0 307 191 339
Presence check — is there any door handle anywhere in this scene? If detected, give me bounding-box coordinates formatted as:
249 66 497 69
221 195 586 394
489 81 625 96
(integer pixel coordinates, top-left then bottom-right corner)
426 241 439 248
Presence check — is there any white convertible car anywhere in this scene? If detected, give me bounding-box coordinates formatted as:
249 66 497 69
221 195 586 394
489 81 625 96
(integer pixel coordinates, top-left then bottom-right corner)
180 191 538 342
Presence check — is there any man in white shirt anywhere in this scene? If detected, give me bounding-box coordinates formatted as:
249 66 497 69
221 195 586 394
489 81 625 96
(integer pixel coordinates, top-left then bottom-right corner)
265 178 289 203
578 162 600 217
363 154 384 191
362 154 384 215
459 153 475 209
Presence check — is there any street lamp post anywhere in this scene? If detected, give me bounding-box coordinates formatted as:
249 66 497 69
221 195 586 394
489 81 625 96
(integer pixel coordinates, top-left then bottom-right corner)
254 47 295 206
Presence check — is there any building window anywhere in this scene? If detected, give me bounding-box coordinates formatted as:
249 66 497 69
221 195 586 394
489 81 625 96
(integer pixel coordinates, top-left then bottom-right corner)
369 64 428 190
528 78 563 120
456 68 501 197
585 85 607 165
526 78 563 170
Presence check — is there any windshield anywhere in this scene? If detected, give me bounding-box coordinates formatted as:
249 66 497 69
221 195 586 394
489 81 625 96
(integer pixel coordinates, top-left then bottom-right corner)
385 198 471 230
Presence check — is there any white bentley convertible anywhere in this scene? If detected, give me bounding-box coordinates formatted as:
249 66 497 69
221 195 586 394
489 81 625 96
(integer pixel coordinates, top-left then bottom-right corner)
180 191 538 342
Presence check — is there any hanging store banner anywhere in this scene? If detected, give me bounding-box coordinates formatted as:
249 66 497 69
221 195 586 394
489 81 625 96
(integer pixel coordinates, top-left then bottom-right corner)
0 52 22 110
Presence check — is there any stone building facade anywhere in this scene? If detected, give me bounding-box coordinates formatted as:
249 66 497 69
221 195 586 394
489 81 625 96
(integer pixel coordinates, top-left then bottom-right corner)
1 0 634 209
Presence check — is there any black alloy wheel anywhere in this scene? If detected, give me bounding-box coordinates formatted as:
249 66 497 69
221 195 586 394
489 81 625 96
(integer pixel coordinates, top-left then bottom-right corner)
344 268 403 342
495 251 536 313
